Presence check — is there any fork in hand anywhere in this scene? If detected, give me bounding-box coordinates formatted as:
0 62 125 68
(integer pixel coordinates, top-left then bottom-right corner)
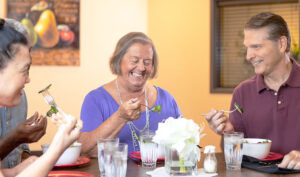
201 108 237 117
39 84 68 118
140 104 161 114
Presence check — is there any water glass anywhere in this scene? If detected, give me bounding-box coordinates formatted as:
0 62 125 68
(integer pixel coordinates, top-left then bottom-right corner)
97 137 119 177
139 130 158 170
224 132 244 170
113 143 128 177
157 144 165 159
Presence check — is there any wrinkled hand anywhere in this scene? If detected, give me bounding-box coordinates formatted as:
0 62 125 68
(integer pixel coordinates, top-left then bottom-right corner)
51 113 82 150
278 150 300 169
15 112 47 143
118 98 141 122
205 109 233 135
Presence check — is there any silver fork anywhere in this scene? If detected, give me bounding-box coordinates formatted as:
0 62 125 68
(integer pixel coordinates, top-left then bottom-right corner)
39 85 80 132
39 85 68 118
41 91 57 107
201 108 237 117
222 108 237 114
41 91 68 117
31 88 58 126
40 85 79 136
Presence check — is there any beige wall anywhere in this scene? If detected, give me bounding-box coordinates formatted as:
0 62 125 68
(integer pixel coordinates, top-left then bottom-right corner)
0 0 148 150
148 0 232 152
1 0 234 152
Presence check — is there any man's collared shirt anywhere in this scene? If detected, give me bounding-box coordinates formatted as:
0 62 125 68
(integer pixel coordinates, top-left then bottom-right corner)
229 58 300 155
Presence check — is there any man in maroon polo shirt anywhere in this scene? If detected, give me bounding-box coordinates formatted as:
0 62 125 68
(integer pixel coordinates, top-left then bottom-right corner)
206 12 300 170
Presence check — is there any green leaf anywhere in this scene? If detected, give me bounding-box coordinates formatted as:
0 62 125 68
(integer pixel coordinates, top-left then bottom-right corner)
234 102 243 114
151 104 161 114
39 84 52 93
46 106 58 117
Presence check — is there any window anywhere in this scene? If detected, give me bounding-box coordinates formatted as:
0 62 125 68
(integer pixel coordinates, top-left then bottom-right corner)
211 0 299 93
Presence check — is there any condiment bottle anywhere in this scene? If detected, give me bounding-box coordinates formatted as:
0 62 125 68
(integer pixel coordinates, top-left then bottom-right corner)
204 145 217 173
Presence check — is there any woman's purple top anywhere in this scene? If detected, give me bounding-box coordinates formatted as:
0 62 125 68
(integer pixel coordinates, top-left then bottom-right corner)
81 86 182 153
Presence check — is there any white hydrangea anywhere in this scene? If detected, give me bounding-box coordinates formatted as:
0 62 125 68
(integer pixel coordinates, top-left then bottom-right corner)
153 117 205 158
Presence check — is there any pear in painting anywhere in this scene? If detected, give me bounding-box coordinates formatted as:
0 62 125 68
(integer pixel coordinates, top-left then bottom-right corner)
21 16 38 47
34 9 59 48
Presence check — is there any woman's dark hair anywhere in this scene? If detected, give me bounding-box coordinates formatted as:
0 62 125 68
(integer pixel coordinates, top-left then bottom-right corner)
245 12 291 52
0 18 28 70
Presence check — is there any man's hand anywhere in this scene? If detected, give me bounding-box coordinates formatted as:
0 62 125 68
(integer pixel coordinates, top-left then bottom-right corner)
15 112 47 143
205 109 234 134
278 150 300 169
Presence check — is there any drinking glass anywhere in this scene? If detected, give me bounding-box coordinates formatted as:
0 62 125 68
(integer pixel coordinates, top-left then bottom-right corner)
157 144 165 159
139 130 158 170
113 143 128 177
97 137 119 177
103 144 116 177
224 132 244 170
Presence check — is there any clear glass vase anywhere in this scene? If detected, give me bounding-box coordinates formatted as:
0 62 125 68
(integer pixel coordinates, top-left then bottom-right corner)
164 146 199 176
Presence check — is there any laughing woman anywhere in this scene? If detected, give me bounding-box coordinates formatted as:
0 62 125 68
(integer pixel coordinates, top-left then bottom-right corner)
78 32 182 157
0 18 82 177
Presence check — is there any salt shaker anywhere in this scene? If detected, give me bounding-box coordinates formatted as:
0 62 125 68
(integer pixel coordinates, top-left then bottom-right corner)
204 145 217 173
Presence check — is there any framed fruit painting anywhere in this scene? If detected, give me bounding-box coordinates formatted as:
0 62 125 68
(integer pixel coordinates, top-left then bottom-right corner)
6 0 80 66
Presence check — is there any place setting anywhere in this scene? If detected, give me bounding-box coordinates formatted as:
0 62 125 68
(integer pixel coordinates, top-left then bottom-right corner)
95 116 220 177
223 132 300 174
43 143 92 177
42 141 92 176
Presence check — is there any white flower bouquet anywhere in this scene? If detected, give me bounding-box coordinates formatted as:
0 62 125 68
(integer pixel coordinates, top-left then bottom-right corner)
153 117 205 175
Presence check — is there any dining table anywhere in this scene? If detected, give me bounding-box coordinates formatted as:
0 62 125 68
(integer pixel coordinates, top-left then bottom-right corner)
39 152 300 177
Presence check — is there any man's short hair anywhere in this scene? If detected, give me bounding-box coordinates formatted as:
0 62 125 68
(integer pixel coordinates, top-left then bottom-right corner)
245 12 291 52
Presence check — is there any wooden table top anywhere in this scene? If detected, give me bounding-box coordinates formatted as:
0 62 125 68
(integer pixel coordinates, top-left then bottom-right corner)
49 153 300 177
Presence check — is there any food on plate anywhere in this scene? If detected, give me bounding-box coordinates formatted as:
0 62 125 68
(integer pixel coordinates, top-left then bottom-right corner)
243 138 271 159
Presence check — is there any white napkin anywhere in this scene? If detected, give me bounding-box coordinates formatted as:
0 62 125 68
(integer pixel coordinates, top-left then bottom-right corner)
146 167 218 177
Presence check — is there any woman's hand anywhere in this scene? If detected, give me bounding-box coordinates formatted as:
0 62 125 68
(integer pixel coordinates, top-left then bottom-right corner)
117 98 141 122
50 113 83 151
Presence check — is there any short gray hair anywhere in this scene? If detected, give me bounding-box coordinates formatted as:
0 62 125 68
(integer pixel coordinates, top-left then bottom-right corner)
109 32 158 78
5 18 28 36
0 18 28 70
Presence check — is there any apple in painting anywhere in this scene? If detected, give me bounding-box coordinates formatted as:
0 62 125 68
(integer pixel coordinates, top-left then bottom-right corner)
60 30 74 45
57 24 75 45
